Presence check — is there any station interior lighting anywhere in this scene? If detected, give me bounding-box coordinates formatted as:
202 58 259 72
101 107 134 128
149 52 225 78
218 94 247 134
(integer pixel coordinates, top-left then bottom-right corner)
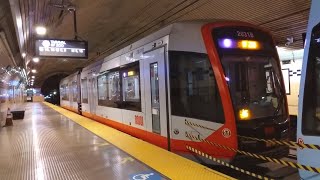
31 69 37 73
31 76 35 79
35 26 47 35
22 53 26 58
32 57 40 63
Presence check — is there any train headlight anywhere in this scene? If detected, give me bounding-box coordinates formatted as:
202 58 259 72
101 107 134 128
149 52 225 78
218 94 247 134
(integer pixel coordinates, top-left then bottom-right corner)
239 108 250 120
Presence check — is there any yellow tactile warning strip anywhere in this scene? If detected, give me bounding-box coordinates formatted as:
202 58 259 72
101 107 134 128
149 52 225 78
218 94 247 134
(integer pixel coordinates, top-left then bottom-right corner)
44 102 234 180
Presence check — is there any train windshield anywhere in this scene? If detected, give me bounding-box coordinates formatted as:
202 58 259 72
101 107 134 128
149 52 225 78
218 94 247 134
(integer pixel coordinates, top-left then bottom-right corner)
212 26 287 121
302 22 320 136
221 55 285 120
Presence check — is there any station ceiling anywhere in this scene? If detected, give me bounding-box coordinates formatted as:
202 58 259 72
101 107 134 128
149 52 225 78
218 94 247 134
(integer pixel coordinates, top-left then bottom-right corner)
6 0 310 87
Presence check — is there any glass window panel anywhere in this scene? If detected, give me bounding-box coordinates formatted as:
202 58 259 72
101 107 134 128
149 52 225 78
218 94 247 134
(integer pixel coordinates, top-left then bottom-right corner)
108 71 120 102
121 62 141 111
302 23 320 135
97 74 108 106
72 81 77 102
221 56 284 120
150 63 161 134
60 84 68 100
169 51 225 123
81 78 88 103
123 75 140 102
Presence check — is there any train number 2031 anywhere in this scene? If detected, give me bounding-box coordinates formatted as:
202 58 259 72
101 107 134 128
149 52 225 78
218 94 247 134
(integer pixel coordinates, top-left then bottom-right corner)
135 115 144 126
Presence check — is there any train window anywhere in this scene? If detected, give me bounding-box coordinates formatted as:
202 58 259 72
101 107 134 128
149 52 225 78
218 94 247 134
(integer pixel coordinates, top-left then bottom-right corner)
121 62 141 111
65 84 69 101
302 23 320 136
97 74 108 106
68 83 72 101
60 84 68 100
150 62 161 134
72 81 77 102
81 78 88 103
222 56 285 120
169 51 225 123
107 71 121 107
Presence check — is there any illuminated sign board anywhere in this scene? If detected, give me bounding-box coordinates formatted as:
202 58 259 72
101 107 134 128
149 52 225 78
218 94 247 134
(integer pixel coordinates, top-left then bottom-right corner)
35 39 88 59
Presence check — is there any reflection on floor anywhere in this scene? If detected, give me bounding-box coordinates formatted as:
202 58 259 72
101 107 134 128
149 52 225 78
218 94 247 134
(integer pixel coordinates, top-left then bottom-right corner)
0 103 166 180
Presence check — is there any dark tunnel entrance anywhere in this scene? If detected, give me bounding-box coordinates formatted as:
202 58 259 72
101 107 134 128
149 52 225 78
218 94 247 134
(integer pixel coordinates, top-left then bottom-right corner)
41 74 68 105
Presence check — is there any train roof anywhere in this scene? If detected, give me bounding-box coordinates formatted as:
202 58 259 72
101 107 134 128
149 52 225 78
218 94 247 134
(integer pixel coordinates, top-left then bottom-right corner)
64 20 259 82
81 21 208 72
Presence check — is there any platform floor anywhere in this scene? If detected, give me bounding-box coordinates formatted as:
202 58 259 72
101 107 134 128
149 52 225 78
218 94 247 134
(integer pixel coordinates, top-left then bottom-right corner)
0 103 231 180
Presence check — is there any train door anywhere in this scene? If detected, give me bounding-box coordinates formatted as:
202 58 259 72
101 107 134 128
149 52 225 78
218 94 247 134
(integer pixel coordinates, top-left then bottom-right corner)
77 72 82 114
143 47 169 148
88 76 97 116
68 82 73 109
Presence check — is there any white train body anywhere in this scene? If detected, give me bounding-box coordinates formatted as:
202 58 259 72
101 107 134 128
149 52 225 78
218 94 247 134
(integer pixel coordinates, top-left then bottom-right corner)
297 0 320 179
60 22 230 159
60 21 290 161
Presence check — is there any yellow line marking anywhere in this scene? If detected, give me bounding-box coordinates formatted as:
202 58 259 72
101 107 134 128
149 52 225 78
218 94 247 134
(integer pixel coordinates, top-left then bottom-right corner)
44 102 233 180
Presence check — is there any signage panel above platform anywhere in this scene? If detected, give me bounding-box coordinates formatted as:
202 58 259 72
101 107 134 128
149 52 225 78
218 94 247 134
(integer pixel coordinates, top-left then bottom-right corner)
35 39 88 59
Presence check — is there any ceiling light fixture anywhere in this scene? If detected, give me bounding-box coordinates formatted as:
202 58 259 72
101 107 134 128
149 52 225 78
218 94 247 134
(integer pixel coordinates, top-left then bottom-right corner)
31 69 37 73
22 53 26 58
31 76 35 79
32 57 40 63
35 26 47 35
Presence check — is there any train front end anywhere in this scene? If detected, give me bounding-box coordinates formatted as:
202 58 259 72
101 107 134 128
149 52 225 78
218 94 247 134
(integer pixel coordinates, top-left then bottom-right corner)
202 22 290 160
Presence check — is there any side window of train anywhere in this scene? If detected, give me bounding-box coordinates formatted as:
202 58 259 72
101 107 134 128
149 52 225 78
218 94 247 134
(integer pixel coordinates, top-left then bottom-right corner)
65 84 69 100
107 71 121 107
96 69 121 108
97 74 108 106
302 23 320 136
72 81 77 102
95 62 141 111
60 84 68 100
169 51 225 123
81 78 88 103
121 62 141 111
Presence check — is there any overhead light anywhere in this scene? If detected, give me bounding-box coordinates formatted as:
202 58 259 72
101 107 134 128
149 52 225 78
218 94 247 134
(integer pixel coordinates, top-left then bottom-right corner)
32 57 40 63
31 69 37 73
31 76 35 79
35 26 46 35
22 53 26 58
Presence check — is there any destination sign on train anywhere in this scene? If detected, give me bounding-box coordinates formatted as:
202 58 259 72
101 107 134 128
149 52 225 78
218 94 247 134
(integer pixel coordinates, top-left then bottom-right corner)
35 39 88 59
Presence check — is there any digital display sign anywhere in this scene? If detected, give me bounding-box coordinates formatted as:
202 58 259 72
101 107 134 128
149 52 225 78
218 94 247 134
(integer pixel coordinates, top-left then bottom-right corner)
212 26 277 57
35 39 88 59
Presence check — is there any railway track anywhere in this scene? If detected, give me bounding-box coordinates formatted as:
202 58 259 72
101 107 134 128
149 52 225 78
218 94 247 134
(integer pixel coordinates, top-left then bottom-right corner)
208 149 299 180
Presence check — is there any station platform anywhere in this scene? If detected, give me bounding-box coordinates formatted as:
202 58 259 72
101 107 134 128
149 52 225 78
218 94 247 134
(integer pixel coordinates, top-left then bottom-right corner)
0 102 232 180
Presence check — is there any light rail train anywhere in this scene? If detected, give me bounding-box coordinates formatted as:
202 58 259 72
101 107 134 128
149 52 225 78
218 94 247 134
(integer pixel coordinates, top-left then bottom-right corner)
60 21 290 161
297 0 320 179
